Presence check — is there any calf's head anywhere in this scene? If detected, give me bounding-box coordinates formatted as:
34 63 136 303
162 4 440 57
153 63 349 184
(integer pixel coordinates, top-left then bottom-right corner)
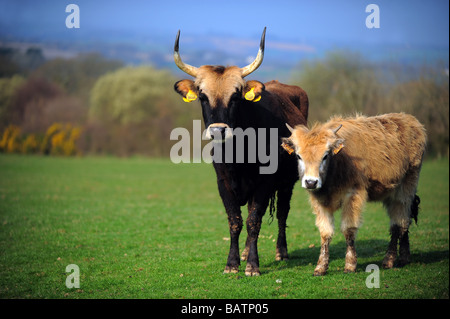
282 123 344 190
173 28 266 142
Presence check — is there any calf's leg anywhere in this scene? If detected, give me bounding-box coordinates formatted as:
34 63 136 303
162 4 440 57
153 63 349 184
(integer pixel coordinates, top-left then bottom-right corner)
313 205 335 276
383 168 421 268
341 189 365 273
343 228 358 273
382 197 414 268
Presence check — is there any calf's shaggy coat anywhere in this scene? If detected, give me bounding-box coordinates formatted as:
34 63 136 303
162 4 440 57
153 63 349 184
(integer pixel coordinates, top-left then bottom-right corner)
282 113 426 276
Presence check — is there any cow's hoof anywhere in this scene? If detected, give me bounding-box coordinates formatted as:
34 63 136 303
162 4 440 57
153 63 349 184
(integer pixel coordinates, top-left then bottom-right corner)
275 256 289 261
275 255 289 261
275 248 289 261
241 247 249 261
244 264 261 277
223 265 239 274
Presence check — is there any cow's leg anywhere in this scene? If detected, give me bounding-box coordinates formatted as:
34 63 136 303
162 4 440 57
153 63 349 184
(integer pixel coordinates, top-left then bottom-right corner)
224 207 243 273
241 187 291 263
241 237 250 261
275 186 294 261
240 204 253 262
244 195 270 276
341 189 365 273
241 199 257 262
223 202 243 273
214 167 243 274
313 203 335 276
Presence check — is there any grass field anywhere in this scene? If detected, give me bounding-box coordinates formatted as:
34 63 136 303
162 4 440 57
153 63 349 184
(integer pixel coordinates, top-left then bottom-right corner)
0 154 448 299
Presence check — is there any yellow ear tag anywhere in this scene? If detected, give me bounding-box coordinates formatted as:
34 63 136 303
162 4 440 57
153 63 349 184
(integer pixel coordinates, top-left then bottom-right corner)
281 142 294 155
244 87 256 101
183 90 197 102
253 95 261 102
333 143 344 155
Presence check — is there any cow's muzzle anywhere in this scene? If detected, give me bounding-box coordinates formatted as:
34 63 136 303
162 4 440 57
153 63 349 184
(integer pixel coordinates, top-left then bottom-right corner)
205 123 233 142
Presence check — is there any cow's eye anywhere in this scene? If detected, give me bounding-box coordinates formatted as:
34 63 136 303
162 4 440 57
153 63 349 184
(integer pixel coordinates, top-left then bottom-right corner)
230 91 240 102
296 154 302 161
322 154 329 162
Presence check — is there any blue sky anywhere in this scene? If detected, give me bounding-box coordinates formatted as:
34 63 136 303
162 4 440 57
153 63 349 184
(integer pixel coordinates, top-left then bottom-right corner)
0 0 448 47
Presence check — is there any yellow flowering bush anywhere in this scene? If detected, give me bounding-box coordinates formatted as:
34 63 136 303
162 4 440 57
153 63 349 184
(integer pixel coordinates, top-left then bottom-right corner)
1 123 82 156
22 134 39 154
0 125 21 153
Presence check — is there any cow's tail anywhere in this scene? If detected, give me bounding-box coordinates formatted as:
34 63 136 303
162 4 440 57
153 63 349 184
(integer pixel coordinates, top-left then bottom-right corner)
411 194 420 225
268 192 277 225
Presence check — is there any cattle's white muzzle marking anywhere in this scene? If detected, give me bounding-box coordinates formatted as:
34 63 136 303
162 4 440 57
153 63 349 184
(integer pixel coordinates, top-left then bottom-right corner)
302 176 322 190
205 123 233 142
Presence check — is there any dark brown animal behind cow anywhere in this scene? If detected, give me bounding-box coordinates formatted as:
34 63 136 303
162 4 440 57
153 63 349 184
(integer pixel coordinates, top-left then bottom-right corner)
173 27 309 276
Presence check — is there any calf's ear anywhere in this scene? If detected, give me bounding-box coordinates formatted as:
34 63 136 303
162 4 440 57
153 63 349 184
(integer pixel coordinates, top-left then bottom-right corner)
243 80 265 102
332 138 345 155
281 137 295 155
174 79 198 102
330 124 344 154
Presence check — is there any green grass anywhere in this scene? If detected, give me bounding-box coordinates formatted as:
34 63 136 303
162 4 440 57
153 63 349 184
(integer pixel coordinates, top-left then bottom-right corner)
0 154 448 299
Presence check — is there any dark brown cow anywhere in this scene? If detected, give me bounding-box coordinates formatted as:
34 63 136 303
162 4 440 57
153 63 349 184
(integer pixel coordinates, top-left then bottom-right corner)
173 28 308 276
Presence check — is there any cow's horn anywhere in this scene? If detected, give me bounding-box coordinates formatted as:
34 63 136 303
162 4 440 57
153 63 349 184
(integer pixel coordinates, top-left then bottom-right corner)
241 27 266 77
174 30 199 77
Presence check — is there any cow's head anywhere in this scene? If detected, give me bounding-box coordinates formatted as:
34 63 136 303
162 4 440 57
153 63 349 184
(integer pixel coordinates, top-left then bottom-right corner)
282 123 344 190
173 28 266 142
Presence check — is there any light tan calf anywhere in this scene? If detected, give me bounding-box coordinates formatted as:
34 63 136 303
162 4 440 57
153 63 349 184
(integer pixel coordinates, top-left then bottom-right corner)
282 113 426 276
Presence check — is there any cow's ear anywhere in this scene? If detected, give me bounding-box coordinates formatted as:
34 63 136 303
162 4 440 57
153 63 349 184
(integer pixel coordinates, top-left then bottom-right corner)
174 79 198 102
243 80 265 102
281 137 295 155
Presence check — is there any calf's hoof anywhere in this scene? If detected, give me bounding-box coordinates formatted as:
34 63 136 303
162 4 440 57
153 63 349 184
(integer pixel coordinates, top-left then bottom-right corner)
344 267 356 273
344 262 357 273
313 265 328 276
382 254 396 269
396 256 410 268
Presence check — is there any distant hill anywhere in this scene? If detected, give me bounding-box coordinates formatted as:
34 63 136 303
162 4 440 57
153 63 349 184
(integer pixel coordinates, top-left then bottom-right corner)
1 27 448 82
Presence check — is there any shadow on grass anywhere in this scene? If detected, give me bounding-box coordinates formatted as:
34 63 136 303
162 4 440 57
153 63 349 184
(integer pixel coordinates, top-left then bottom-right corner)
263 239 449 274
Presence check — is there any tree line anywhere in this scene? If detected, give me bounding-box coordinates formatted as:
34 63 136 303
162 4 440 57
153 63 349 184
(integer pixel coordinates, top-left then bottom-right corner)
0 47 448 158
290 51 448 158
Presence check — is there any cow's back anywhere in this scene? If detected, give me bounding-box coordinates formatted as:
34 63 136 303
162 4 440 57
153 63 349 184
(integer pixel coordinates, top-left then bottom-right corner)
264 80 308 126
